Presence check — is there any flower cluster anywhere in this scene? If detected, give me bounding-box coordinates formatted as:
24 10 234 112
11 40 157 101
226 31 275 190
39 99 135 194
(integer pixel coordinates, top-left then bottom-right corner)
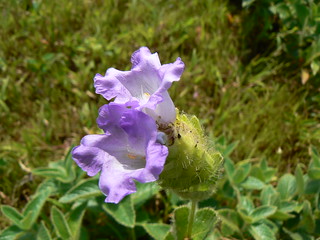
72 47 185 203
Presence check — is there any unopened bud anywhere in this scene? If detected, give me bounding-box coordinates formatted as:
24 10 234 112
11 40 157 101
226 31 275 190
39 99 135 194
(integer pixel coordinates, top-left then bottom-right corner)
158 111 223 201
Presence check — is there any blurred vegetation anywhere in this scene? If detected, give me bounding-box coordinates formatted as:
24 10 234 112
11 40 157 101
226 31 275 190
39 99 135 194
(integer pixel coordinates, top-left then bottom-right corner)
0 0 320 237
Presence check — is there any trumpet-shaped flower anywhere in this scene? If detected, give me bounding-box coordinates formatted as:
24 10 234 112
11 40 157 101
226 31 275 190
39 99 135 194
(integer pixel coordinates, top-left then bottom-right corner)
72 103 168 203
94 47 185 124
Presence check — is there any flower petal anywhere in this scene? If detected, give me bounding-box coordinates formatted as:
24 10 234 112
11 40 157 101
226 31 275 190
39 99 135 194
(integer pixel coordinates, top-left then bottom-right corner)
94 69 131 103
98 139 168 204
93 47 185 124
120 107 157 150
72 144 107 177
99 162 140 203
159 57 185 88
73 103 169 203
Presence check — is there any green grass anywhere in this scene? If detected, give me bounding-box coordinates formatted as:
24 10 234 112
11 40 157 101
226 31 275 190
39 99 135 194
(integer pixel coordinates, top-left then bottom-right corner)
0 0 319 221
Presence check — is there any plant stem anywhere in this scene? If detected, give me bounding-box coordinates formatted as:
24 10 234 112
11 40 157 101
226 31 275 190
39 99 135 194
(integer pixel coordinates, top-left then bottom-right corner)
130 227 136 240
186 200 197 239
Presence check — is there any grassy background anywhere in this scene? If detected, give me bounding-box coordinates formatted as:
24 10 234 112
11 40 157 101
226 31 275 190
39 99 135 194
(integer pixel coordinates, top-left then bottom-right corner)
0 0 319 221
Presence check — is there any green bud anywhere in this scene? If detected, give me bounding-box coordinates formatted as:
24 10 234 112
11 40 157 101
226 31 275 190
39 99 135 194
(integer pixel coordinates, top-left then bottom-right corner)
158 111 223 201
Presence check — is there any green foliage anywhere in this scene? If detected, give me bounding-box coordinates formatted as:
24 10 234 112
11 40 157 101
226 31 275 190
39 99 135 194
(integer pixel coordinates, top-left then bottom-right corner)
1 0 319 211
102 195 135 228
1 144 319 239
241 0 320 70
51 206 71 239
213 141 320 239
165 205 217 240
36 221 52 240
1 0 320 239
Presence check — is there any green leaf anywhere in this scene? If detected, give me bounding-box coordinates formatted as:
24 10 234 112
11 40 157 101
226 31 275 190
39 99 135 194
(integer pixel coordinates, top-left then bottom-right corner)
171 205 217 240
311 60 320 75
142 224 170 240
217 209 241 234
308 168 320 180
222 141 238 157
32 167 66 179
250 166 265 182
232 161 251 185
131 181 160 208
260 185 279 206
260 158 269 171
276 174 296 200
238 208 254 224
0 225 23 240
299 200 315 233
63 146 76 182
238 196 254 213
221 221 235 236
59 178 101 203
259 159 276 183
242 0 256 8
32 154 75 183
64 146 74 171
20 211 35 230
249 223 276 240
271 210 295 221
171 206 189 239
241 176 265 190
67 202 87 240
51 206 71 239
163 232 175 240
224 158 235 180
295 164 305 195
251 206 277 223
283 228 304 240
33 159 75 183
192 208 217 239
294 3 309 27
270 3 291 20
305 179 320 194
102 195 135 228
279 201 299 213
311 146 320 168
21 188 51 230
37 221 52 240
1 205 23 227
259 219 278 235
263 169 277 183
36 178 58 195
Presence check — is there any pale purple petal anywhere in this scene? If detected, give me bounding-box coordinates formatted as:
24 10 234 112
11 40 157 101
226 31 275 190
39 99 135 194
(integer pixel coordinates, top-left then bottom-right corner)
119 108 158 151
131 47 161 69
99 139 168 204
144 140 168 178
99 161 139 203
72 145 107 177
72 103 168 203
93 47 185 124
94 69 131 103
158 57 185 89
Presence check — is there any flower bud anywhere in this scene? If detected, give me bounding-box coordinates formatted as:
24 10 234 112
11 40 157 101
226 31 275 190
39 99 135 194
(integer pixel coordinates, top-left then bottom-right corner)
158 111 223 201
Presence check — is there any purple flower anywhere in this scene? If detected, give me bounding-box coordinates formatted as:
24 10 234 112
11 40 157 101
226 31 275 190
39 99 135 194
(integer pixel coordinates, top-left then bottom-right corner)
94 47 185 124
72 102 168 203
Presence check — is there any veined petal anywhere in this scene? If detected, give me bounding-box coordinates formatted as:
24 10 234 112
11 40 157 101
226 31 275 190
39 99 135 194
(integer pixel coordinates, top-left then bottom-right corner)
72 145 108 177
99 139 168 204
99 162 140 203
94 47 185 124
72 103 168 203
94 69 131 103
158 57 185 89
131 46 161 69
